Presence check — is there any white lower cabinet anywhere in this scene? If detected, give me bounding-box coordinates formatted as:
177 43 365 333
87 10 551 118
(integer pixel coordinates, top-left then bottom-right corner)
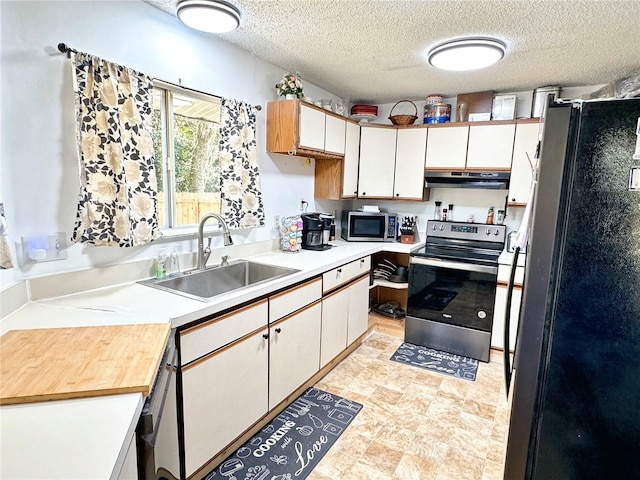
321 274 370 367
491 285 522 351
347 276 370 345
181 328 269 478
269 302 322 410
320 287 349 368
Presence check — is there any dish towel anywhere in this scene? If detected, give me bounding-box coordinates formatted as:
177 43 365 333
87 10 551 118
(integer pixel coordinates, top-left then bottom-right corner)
0 203 15 269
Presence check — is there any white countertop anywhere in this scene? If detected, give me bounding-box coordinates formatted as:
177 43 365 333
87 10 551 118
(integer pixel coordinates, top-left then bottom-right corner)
0 239 420 479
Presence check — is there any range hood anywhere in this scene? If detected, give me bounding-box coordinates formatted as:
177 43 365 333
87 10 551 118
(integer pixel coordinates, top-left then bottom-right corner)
425 171 510 189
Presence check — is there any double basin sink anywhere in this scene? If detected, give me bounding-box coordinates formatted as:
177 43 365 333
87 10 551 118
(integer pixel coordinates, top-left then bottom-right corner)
140 259 300 302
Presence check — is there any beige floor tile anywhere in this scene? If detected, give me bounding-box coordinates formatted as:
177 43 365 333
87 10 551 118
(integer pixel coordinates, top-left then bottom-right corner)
348 460 395 480
482 459 506 480
360 440 404 475
304 331 509 480
463 398 498 421
394 452 440 480
435 449 486 480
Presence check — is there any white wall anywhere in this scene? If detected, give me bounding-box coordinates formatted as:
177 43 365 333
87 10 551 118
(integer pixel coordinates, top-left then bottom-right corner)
0 0 342 287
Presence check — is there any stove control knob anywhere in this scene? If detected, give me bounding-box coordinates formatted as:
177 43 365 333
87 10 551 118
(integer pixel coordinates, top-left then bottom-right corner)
485 228 491 235
432 225 437 230
494 230 500 235
440 225 445 231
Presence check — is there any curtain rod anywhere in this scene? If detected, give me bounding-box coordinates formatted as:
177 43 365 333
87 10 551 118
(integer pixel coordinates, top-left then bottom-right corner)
56 42 262 111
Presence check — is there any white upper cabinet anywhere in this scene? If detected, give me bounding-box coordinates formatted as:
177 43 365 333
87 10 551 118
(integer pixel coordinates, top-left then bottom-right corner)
509 121 540 204
466 123 516 169
424 125 469 169
358 126 397 198
393 127 428 199
341 121 360 197
324 113 346 155
299 103 326 151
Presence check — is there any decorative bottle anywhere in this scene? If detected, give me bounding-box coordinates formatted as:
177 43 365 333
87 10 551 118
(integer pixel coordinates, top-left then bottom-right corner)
434 201 442 220
486 206 495 224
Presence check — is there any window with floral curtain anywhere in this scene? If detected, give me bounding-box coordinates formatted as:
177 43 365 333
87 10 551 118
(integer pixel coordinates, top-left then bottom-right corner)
219 98 265 229
70 52 161 246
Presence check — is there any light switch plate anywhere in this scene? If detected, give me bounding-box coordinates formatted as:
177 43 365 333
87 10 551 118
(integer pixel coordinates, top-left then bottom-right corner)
21 233 68 263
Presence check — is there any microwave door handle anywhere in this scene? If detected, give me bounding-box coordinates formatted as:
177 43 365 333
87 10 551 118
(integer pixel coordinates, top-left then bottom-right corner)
503 246 520 397
410 257 497 275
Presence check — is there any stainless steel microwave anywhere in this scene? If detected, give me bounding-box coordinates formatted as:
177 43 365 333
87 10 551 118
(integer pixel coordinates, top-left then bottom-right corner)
341 211 398 242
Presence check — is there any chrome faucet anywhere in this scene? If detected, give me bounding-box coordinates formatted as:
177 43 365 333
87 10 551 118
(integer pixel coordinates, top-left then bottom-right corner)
197 213 234 270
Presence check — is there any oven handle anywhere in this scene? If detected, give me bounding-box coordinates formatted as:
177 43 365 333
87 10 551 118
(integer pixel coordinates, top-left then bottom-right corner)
410 257 497 275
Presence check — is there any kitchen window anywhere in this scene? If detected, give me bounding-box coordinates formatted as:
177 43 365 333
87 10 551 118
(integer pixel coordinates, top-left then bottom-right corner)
152 81 222 229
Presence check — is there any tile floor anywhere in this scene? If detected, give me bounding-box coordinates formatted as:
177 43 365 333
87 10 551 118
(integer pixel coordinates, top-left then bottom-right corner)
307 315 510 480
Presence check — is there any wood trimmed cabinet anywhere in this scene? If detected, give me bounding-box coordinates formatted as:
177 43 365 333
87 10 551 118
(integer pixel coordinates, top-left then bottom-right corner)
173 261 371 479
358 125 428 200
267 100 346 158
180 301 270 478
425 120 517 171
320 256 371 367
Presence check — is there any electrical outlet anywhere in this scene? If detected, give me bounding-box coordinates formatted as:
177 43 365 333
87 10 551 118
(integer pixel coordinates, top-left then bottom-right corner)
299 198 306 212
21 233 68 263
273 215 280 229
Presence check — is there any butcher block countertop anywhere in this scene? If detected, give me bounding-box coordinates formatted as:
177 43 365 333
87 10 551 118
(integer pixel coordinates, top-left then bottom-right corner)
0 323 170 405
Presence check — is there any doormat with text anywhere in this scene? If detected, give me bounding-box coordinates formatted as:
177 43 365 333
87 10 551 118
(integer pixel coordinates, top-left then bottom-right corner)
390 342 478 381
204 388 363 480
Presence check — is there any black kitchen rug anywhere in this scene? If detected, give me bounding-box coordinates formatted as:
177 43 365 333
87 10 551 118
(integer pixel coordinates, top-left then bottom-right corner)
204 388 363 480
390 342 479 381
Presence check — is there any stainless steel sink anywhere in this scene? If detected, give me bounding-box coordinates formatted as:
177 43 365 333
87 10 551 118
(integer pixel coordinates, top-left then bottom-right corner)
139 259 300 302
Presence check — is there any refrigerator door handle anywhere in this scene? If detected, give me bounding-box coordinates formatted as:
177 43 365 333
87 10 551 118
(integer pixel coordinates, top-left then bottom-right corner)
504 246 521 396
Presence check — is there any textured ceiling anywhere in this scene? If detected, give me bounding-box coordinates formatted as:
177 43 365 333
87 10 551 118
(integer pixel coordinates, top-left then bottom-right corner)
144 0 640 104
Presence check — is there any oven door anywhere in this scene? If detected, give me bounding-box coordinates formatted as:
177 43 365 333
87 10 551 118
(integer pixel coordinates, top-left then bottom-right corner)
407 257 498 332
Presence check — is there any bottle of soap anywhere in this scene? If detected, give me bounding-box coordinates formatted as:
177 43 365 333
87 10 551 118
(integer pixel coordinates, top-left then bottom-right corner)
155 249 167 280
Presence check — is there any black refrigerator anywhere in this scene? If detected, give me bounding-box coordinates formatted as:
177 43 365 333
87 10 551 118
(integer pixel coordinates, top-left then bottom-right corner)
504 98 640 479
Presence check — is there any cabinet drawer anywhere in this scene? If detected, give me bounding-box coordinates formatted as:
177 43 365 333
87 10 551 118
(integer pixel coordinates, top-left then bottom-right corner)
323 256 371 293
180 300 268 365
269 278 322 323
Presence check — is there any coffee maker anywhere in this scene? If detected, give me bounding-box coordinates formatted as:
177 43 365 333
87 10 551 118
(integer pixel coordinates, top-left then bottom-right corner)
301 213 333 251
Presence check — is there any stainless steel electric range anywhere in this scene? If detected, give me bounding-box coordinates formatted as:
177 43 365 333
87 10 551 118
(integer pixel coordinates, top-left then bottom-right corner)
406 220 506 362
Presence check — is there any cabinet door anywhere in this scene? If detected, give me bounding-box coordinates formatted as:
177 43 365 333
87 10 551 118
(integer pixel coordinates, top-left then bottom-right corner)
182 329 269 477
347 276 370 345
299 104 325 151
320 288 349 368
358 126 397 198
324 114 346 155
508 122 540 204
466 123 516 169
269 302 321 410
341 121 360 197
491 285 522 351
425 125 468 169
393 127 427 199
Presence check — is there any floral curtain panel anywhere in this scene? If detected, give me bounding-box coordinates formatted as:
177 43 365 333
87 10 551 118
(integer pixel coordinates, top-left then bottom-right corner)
70 52 161 246
219 98 265 229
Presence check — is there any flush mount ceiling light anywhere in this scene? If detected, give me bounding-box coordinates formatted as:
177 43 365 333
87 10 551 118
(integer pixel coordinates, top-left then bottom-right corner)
428 38 505 71
177 0 241 33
